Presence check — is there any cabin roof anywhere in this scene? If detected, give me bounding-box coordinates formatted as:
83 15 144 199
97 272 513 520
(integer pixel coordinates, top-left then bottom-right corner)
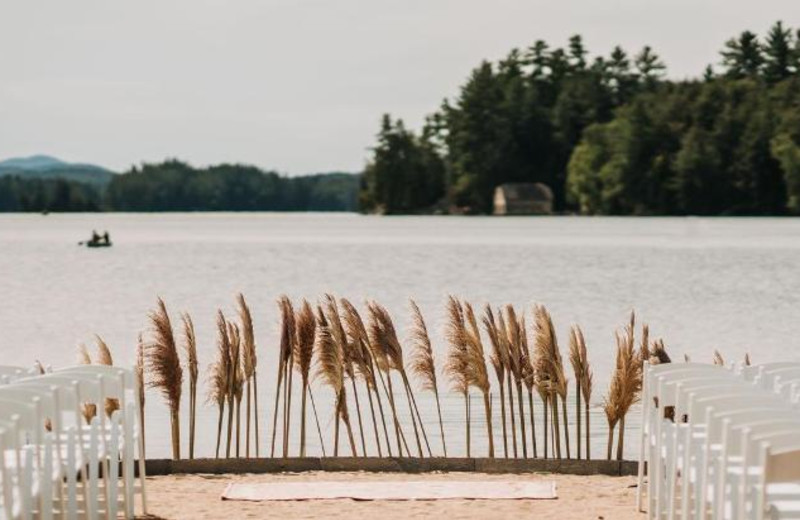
496 182 553 202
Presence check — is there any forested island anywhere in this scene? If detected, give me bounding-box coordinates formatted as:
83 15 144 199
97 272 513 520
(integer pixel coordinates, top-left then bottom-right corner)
361 22 800 215
3 22 799 215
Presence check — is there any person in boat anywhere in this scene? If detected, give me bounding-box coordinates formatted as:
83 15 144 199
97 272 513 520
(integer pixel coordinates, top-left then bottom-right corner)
102 231 110 244
91 230 100 244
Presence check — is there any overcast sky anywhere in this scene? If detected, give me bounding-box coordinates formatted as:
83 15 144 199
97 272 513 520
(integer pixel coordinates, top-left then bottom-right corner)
1 1 797 174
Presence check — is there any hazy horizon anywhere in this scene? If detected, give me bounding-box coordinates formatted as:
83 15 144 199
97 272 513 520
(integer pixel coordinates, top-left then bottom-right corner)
1 1 797 175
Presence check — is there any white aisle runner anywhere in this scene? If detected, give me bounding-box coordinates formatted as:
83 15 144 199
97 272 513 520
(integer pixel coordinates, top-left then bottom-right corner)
222 480 557 501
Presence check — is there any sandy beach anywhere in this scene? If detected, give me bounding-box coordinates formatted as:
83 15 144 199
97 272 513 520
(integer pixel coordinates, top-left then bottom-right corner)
142 471 641 520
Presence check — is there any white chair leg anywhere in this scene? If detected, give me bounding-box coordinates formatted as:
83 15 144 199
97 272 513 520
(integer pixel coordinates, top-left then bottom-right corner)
87 420 99 520
133 400 147 516
696 436 710 520
22 446 34 520
121 405 135 520
712 421 732 520
649 423 659 519
681 424 694 520
0 436 12 520
66 429 78 520
666 429 679 520
637 366 651 513
107 418 119 520
42 436 54 520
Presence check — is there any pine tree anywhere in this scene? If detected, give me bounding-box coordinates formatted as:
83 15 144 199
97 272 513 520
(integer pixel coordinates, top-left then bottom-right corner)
721 31 764 78
703 65 716 82
763 21 793 83
568 35 588 71
526 40 550 80
608 46 638 104
635 46 666 89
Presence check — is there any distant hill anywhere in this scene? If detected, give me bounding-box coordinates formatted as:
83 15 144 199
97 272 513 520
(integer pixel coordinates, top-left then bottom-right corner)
0 155 115 188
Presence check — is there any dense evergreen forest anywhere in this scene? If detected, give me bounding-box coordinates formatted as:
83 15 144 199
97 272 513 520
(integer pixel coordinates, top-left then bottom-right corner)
0 161 359 212
361 22 800 215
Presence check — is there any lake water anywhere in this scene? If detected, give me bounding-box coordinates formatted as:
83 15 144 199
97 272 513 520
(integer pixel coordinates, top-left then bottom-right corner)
1 213 799 460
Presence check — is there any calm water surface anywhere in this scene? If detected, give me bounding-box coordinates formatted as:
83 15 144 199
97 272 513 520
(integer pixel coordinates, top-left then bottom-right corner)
1 213 799 459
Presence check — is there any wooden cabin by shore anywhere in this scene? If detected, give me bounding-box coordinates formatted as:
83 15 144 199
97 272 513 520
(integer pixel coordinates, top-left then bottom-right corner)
492 182 554 215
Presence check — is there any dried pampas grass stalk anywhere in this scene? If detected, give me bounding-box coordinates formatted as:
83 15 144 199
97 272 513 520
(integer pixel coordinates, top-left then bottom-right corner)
78 343 92 365
316 306 357 456
604 316 643 461
325 294 366 456
578 327 594 460
532 315 551 459
445 296 471 457
95 335 120 418
484 305 508 458
224 318 240 458
228 322 244 458
342 298 390 457
368 301 430 457
136 334 146 458
366 302 410 457
548 306 570 459
409 299 446 457
519 316 538 459
569 326 588 460
96 335 113 365
463 302 494 457
294 299 316 457
280 299 296 458
603 374 620 460
496 311 518 458
77 344 96 424
209 311 229 458
534 305 569 459
270 296 294 457
146 297 183 460
506 306 528 458
341 298 382 457
237 294 258 457
308 386 326 456
181 313 198 459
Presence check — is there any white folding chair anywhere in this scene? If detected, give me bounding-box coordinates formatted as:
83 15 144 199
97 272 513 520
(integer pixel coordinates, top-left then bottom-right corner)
15 373 110 520
0 425 16 520
647 370 740 518
746 433 800 519
0 399 53 520
669 403 790 520
740 362 800 383
680 389 788 520
0 386 70 520
717 419 800 520
52 366 147 518
637 362 731 515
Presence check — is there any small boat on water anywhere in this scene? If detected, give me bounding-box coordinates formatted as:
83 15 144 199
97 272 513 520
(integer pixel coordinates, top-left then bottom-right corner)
80 230 112 248
85 239 112 248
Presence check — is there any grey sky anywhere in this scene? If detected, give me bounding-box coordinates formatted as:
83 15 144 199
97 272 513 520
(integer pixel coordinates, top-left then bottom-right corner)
1 1 797 174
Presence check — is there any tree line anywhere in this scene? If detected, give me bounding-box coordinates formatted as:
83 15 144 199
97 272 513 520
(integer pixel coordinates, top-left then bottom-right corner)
0 160 359 212
360 22 800 215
